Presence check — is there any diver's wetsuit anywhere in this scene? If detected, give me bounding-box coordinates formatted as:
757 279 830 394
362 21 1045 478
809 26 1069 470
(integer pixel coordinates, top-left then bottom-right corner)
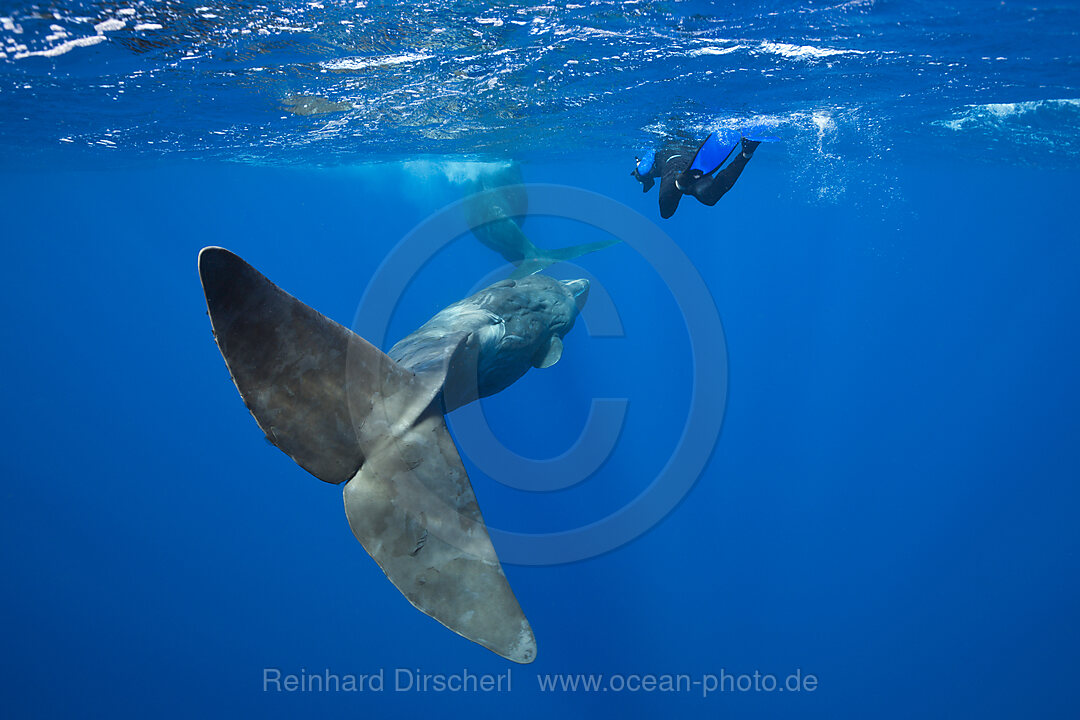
633 137 760 219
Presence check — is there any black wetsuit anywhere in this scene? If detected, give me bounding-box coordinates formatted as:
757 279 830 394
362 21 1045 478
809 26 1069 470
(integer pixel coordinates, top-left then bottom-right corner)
634 138 760 219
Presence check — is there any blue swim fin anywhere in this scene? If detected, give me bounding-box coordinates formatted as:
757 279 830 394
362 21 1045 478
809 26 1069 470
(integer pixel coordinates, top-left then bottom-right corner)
688 132 740 175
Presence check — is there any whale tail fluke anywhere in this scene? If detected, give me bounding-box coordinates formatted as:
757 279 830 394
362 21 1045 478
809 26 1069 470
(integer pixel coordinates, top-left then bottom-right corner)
464 161 621 278
199 246 372 484
198 246 536 664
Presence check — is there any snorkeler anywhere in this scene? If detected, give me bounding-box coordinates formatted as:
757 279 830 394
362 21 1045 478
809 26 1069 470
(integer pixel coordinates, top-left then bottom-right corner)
631 132 766 219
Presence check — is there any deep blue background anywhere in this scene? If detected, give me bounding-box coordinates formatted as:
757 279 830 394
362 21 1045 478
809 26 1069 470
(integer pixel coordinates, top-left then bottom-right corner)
1 152 1078 718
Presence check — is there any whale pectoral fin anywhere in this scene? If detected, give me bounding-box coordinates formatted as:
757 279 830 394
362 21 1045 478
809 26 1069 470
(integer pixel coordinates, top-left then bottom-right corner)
343 404 537 664
510 238 622 279
401 331 481 414
508 259 546 280
532 335 563 369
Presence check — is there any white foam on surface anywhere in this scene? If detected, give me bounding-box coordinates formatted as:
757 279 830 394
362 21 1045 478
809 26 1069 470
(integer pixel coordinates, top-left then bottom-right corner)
93 19 126 33
689 45 741 57
320 53 435 71
938 98 1080 131
759 41 865 60
13 34 106 59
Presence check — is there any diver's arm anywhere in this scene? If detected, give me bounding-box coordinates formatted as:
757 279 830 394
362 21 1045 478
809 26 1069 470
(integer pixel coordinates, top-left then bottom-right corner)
658 154 690 219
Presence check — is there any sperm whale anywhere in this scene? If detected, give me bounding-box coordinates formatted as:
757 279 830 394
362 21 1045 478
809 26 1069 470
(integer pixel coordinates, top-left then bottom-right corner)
198 246 590 663
464 161 620 278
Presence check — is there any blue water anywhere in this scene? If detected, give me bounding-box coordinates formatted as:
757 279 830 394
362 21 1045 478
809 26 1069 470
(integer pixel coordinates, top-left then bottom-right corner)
2 1 1079 718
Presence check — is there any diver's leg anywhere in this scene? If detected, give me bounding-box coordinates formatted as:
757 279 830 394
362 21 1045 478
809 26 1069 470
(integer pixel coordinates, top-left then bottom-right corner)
688 139 760 206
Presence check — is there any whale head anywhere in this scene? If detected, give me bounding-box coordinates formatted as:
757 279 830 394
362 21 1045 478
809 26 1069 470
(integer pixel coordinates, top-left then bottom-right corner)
470 274 588 398
387 274 590 412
